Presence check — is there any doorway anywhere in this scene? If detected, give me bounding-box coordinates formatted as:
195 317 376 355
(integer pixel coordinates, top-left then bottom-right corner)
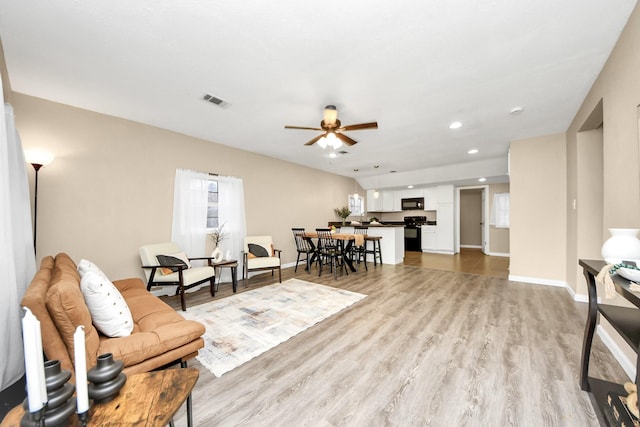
455 186 489 254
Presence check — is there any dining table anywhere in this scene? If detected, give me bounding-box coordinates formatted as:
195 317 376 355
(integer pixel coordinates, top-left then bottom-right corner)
302 231 365 273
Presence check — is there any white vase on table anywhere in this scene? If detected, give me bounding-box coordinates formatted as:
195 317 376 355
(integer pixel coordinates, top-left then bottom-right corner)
211 247 223 262
601 228 640 264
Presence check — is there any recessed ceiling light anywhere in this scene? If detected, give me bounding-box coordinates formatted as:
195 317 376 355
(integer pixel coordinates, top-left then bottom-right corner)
510 106 523 114
468 149 478 154
449 121 462 129
478 177 487 182
353 168 359 172
408 185 414 189
373 165 380 169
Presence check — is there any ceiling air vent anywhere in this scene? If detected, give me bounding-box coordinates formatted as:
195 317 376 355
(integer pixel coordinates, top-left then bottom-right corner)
203 93 230 108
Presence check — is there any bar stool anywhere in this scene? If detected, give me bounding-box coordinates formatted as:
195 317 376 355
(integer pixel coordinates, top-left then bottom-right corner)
365 235 382 266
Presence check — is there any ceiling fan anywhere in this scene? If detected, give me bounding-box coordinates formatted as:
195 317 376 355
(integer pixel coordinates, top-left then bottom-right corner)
284 105 378 148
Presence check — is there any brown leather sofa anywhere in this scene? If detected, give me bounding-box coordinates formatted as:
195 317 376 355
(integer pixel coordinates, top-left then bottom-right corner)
21 253 205 382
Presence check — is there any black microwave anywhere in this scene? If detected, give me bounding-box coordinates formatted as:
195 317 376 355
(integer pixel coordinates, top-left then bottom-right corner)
401 197 424 210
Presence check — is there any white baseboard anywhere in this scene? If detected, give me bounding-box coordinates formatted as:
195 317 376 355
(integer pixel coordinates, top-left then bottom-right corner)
460 244 482 249
487 252 510 257
422 249 456 255
508 275 567 288
597 325 635 380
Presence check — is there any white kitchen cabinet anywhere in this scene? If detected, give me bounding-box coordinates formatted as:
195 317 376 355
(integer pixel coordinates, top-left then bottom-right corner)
435 204 455 253
401 188 423 199
382 190 401 212
421 225 437 250
437 185 455 204
424 187 437 210
366 189 383 212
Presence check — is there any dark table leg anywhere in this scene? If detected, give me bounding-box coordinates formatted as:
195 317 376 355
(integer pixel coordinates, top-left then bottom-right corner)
580 268 599 391
305 238 317 272
342 240 356 272
231 265 237 293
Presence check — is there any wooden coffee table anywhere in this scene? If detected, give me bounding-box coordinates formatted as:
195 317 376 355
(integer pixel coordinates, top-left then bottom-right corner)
1 368 198 427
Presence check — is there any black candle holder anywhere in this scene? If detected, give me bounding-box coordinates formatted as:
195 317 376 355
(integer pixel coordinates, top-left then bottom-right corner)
21 360 76 427
87 353 126 404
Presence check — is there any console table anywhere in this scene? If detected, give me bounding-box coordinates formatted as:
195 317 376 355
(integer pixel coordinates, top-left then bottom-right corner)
580 259 640 425
1 368 198 427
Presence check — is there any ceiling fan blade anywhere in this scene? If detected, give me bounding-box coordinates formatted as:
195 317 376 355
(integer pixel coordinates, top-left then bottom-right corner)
285 125 324 131
336 132 358 146
339 122 378 131
304 133 327 146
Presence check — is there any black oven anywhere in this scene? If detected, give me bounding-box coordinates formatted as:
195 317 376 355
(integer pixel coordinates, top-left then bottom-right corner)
404 216 426 252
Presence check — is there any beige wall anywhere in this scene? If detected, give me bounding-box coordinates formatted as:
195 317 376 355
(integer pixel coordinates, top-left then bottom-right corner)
565 3 640 296
488 183 510 255
510 133 567 281
562 3 640 365
12 93 358 281
460 189 482 247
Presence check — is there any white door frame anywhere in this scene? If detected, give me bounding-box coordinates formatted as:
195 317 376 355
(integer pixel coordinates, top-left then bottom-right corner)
455 185 490 254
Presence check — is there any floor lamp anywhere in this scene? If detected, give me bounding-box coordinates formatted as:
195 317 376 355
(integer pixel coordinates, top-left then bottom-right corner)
24 150 54 252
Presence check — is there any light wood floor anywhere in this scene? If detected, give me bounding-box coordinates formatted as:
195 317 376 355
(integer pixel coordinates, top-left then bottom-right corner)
163 253 626 427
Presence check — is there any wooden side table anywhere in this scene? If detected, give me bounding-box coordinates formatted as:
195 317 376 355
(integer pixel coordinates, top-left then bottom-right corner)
1 368 198 427
207 259 238 294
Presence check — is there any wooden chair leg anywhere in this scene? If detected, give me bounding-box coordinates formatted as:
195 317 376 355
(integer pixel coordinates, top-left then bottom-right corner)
179 285 186 311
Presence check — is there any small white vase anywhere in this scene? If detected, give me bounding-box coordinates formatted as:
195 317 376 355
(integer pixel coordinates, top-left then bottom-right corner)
211 247 223 262
601 228 640 264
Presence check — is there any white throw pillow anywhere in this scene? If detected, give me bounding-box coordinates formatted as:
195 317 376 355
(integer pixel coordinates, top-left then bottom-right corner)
79 268 134 338
77 258 109 279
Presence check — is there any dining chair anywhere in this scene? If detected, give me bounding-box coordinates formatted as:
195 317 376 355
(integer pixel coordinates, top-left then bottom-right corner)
292 228 315 273
316 228 348 280
351 226 368 271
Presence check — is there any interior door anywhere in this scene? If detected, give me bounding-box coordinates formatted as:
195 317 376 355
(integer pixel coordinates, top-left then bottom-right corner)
481 188 488 254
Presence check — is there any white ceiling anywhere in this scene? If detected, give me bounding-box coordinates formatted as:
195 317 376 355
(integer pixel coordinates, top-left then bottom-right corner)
0 1 637 187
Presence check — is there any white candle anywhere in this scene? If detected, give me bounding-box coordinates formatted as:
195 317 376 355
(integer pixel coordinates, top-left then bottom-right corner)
21 308 46 412
74 325 89 413
32 312 48 406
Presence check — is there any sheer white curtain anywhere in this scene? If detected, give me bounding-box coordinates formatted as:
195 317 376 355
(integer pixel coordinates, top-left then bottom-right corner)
218 175 246 282
0 100 37 390
490 192 510 228
171 169 210 261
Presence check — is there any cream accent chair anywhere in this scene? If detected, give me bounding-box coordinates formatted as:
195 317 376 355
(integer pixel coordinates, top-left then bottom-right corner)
243 236 282 287
139 242 216 311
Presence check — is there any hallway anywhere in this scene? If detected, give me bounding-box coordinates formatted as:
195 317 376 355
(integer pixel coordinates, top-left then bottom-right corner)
403 248 509 279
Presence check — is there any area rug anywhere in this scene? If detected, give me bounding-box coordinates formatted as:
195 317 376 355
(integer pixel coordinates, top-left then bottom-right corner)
180 278 366 377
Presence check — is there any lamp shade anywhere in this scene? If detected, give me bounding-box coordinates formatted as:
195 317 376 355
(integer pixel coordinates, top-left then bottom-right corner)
323 105 338 125
24 149 54 167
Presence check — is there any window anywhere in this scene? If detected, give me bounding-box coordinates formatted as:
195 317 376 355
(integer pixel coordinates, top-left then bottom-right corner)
207 178 219 229
490 192 510 228
348 194 365 216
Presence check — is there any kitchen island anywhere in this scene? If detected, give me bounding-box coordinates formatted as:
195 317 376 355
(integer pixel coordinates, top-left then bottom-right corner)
331 223 404 265
366 225 404 265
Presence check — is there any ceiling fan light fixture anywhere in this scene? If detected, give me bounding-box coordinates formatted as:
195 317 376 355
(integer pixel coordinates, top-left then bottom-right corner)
325 132 342 149
317 137 328 149
323 105 338 125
